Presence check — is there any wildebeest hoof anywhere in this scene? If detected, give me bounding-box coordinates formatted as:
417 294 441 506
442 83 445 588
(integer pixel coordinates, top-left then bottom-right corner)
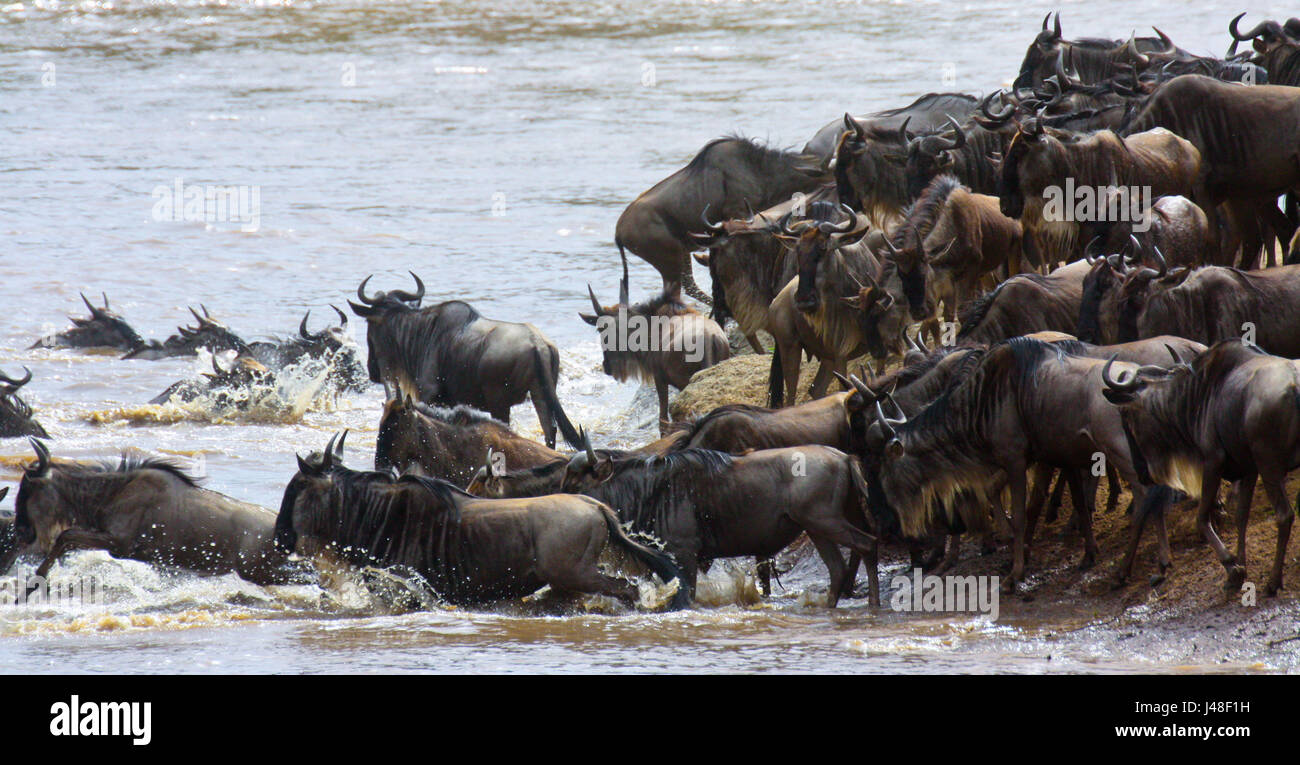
1224 565 1247 593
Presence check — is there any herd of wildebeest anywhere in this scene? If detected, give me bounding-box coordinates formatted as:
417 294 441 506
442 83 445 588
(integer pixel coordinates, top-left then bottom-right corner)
6 13 1300 613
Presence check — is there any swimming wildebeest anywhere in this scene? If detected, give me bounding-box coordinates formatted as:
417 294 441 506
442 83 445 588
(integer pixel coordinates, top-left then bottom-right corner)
580 248 730 430
615 136 829 303
1102 340 1300 595
0 368 49 439
0 439 305 586
477 443 880 607
149 353 275 407
374 397 564 487
246 307 368 392
864 337 1167 591
29 293 146 352
274 433 689 610
803 92 980 166
349 272 581 449
123 305 252 360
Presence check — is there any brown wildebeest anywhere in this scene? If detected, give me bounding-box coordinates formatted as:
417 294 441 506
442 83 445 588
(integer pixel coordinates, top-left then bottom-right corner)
956 259 1092 346
29 293 146 352
0 439 305 586
895 174 1025 328
275 433 688 610
476 443 879 607
804 92 979 167
1102 340 1300 595
349 272 581 449
1 368 49 439
998 120 1202 269
374 397 564 488
863 337 1170 592
615 136 828 303
1013 12 1182 90
579 248 730 430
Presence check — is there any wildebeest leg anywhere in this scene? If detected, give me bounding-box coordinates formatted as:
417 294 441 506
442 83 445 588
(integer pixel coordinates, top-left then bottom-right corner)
755 557 773 596
1026 464 1053 536
528 393 557 450
1066 470 1099 569
1260 477 1294 596
807 359 835 401
1005 467 1028 593
805 521 879 606
1231 475 1256 570
1105 463 1120 514
653 371 671 435
778 340 802 408
26 529 119 597
1195 465 1246 593
809 537 848 608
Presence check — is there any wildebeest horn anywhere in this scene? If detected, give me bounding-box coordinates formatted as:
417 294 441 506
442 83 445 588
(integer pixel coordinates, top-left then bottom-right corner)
331 305 348 328
847 373 877 400
356 275 378 305
1101 354 1140 391
0 366 33 389
390 272 425 304
321 432 339 469
1085 236 1104 264
874 400 906 437
897 116 912 143
979 91 1015 122
1165 343 1183 366
905 327 923 354
587 284 604 315
80 292 97 314
27 437 51 477
699 203 727 234
1150 245 1167 277
776 211 803 237
189 306 206 325
299 311 316 340
819 203 860 234
335 429 348 459
1052 11 1061 39
943 115 966 150
1151 27 1176 55
580 426 596 463
843 113 867 141
1230 12 1280 42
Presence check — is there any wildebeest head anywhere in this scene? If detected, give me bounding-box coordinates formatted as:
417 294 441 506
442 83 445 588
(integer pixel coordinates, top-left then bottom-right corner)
295 306 352 356
1098 351 1187 484
834 114 911 217
347 272 426 384
30 293 145 351
996 119 1057 219
0 368 49 439
1014 12 1065 89
903 116 967 199
1228 12 1292 57
773 201 871 312
275 430 349 555
123 305 250 359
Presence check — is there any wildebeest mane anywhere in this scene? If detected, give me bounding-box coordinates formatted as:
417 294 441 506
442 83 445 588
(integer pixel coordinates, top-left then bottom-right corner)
666 404 773 451
588 449 734 548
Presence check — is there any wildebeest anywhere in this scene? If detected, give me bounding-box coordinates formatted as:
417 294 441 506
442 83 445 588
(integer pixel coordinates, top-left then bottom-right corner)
895 174 1025 327
1119 74 1300 266
349 272 581 449
246 307 368 392
803 92 979 165
1102 340 1300 595
274 433 688 610
123 305 252 360
956 259 1092 346
1227 13 1300 86
1109 263 1300 355
1013 12 1182 90
1078 195 1214 270
998 120 1202 268
864 337 1165 591
690 187 834 352
149 353 275 407
579 248 730 429
0 368 49 439
0 439 305 586
374 397 564 487
29 293 146 352
615 136 829 303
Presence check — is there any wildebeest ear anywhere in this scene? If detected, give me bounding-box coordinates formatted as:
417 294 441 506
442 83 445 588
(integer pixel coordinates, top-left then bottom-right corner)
578 312 599 326
885 439 905 459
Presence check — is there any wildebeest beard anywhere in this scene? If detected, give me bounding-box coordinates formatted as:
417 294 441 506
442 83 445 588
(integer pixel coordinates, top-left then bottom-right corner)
366 301 480 398
878 340 1069 538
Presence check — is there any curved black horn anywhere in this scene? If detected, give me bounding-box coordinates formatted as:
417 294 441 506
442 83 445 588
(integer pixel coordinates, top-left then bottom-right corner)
1150 245 1167 278
1165 343 1183 366
587 284 604 315
897 116 912 143
580 426 596 463
1052 11 1061 39
299 311 316 340
335 429 348 459
699 203 727 233
80 292 96 314
0 366 33 389
330 304 348 328
356 275 379 305
1101 354 1140 391
390 272 425 304
618 243 630 306
27 437 51 477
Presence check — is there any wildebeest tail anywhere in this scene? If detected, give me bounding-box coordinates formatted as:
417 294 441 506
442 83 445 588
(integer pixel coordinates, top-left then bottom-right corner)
600 507 691 610
531 348 583 449
847 456 877 535
767 344 783 408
